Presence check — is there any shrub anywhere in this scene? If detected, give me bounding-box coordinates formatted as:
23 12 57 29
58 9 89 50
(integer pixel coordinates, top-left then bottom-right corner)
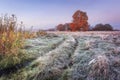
0 14 30 69
36 30 47 36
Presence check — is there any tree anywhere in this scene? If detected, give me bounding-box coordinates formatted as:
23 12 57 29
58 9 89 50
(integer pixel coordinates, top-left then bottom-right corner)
55 10 89 31
104 24 113 31
93 23 113 31
70 10 89 31
56 24 64 31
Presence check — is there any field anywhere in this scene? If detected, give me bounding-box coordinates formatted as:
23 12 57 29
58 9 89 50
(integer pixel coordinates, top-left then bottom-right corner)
0 31 120 80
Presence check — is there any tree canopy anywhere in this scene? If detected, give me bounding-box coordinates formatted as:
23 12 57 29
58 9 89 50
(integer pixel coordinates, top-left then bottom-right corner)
93 24 113 31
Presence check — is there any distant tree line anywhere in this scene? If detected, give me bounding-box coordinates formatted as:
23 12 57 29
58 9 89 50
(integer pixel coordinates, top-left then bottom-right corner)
47 10 116 31
55 10 114 31
56 23 114 31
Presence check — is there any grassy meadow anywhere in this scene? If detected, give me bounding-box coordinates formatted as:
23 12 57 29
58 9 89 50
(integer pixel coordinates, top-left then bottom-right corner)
0 15 120 80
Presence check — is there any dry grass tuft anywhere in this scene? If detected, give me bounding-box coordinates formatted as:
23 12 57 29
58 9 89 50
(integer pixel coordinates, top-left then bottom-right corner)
88 54 109 80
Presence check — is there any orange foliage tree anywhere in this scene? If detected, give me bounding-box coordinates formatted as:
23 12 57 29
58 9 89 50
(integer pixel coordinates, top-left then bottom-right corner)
70 10 89 31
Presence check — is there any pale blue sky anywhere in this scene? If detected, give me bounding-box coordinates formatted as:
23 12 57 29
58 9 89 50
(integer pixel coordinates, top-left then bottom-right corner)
0 0 120 29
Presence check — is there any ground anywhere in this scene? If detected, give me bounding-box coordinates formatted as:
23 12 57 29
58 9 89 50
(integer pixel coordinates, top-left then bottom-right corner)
0 31 120 80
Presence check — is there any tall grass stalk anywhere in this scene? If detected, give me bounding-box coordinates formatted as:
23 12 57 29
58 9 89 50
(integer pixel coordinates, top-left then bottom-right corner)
0 14 31 69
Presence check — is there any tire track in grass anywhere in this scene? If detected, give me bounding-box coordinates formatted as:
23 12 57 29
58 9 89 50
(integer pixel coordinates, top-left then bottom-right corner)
59 36 83 80
58 36 79 80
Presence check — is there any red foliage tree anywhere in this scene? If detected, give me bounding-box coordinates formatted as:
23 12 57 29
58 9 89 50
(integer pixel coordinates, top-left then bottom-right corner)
70 10 89 31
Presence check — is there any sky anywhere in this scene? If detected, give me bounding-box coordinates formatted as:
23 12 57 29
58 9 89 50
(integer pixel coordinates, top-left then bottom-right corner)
0 0 120 30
